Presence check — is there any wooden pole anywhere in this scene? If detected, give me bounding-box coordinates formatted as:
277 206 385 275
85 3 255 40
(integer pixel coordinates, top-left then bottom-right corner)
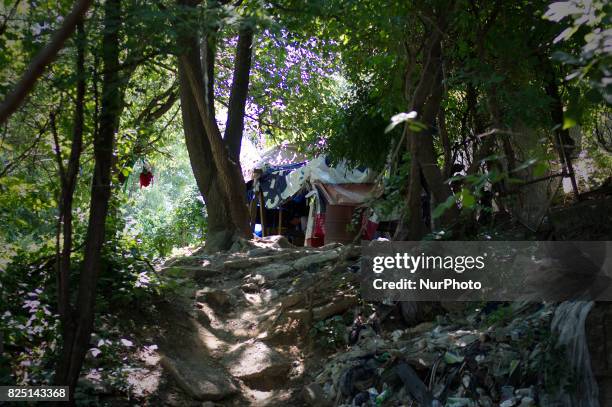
249 195 257 230
259 191 265 237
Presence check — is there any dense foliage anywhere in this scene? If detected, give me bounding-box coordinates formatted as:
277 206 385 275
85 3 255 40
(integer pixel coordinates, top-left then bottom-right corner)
0 0 609 396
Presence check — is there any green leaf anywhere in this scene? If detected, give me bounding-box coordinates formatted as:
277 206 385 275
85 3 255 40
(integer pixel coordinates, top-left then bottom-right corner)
509 359 519 376
460 188 476 209
444 351 464 364
563 115 577 130
432 195 456 219
512 158 538 173
533 161 549 177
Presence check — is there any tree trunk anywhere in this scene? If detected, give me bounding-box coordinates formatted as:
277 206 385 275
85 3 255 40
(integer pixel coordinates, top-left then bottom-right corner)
175 1 253 250
177 32 236 250
179 57 251 237
224 28 254 162
55 23 86 384
406 29 458 227
55 0 122 394
394 131 428 240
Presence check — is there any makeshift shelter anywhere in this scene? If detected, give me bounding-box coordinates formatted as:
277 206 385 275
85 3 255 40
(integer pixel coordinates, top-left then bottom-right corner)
243 142 308 182
247 147 381 247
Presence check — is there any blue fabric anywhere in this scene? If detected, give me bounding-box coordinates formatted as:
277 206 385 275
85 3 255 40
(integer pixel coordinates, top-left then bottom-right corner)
259 162 308 209
260 171 290 208
246 188 255 202
292 194 306 203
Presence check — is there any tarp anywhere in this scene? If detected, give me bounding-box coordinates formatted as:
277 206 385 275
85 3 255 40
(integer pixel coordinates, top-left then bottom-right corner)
315 183 375 206
243 142 308 181
257 155 377 209
259 163 309 208
307 156 375 184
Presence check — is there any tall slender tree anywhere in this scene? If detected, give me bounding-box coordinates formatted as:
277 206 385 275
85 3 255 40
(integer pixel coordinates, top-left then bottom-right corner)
54 21 86 378
55 0 123 392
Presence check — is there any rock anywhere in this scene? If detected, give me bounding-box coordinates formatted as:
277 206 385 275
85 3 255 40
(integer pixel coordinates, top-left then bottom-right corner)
293 250 340 271
195 308 211 325
199 290 232 311
519 397 535 407
228 286 243 300
286 308 310 322
549 196 612 239
313 295 358 320
249 274 266 285
193 267 224 283
318 242 344 251
77 377 113 395
253 263 294 280
164 256 205 268
225 251 298 270
262 289 279 303
223 257 257 269
302 383 331 406
160 356 238 401
247 248 276 257
227 342 291 390
281 292 305 309
230 237 257 252
257 235 294 248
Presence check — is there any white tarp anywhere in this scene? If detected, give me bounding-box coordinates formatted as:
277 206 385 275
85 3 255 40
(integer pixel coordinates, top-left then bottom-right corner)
262 156 377 208
243 142 308 181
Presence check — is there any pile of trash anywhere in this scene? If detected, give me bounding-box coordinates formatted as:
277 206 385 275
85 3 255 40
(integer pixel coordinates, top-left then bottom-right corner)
304 300 596 407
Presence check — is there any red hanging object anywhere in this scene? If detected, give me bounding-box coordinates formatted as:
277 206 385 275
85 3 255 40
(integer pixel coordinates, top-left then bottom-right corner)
139 169 154 188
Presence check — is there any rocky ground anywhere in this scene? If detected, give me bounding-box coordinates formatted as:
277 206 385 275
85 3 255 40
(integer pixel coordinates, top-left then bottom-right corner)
143 236 362 406
81 235 605 406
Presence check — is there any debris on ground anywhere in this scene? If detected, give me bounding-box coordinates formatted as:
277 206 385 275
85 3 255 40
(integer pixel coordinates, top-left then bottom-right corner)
101 236 599 406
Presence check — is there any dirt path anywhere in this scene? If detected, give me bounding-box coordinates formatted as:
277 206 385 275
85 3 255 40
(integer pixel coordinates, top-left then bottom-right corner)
147 237 360 406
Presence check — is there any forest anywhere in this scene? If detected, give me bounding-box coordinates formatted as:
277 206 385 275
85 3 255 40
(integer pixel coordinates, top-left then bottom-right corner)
0 0 611 405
